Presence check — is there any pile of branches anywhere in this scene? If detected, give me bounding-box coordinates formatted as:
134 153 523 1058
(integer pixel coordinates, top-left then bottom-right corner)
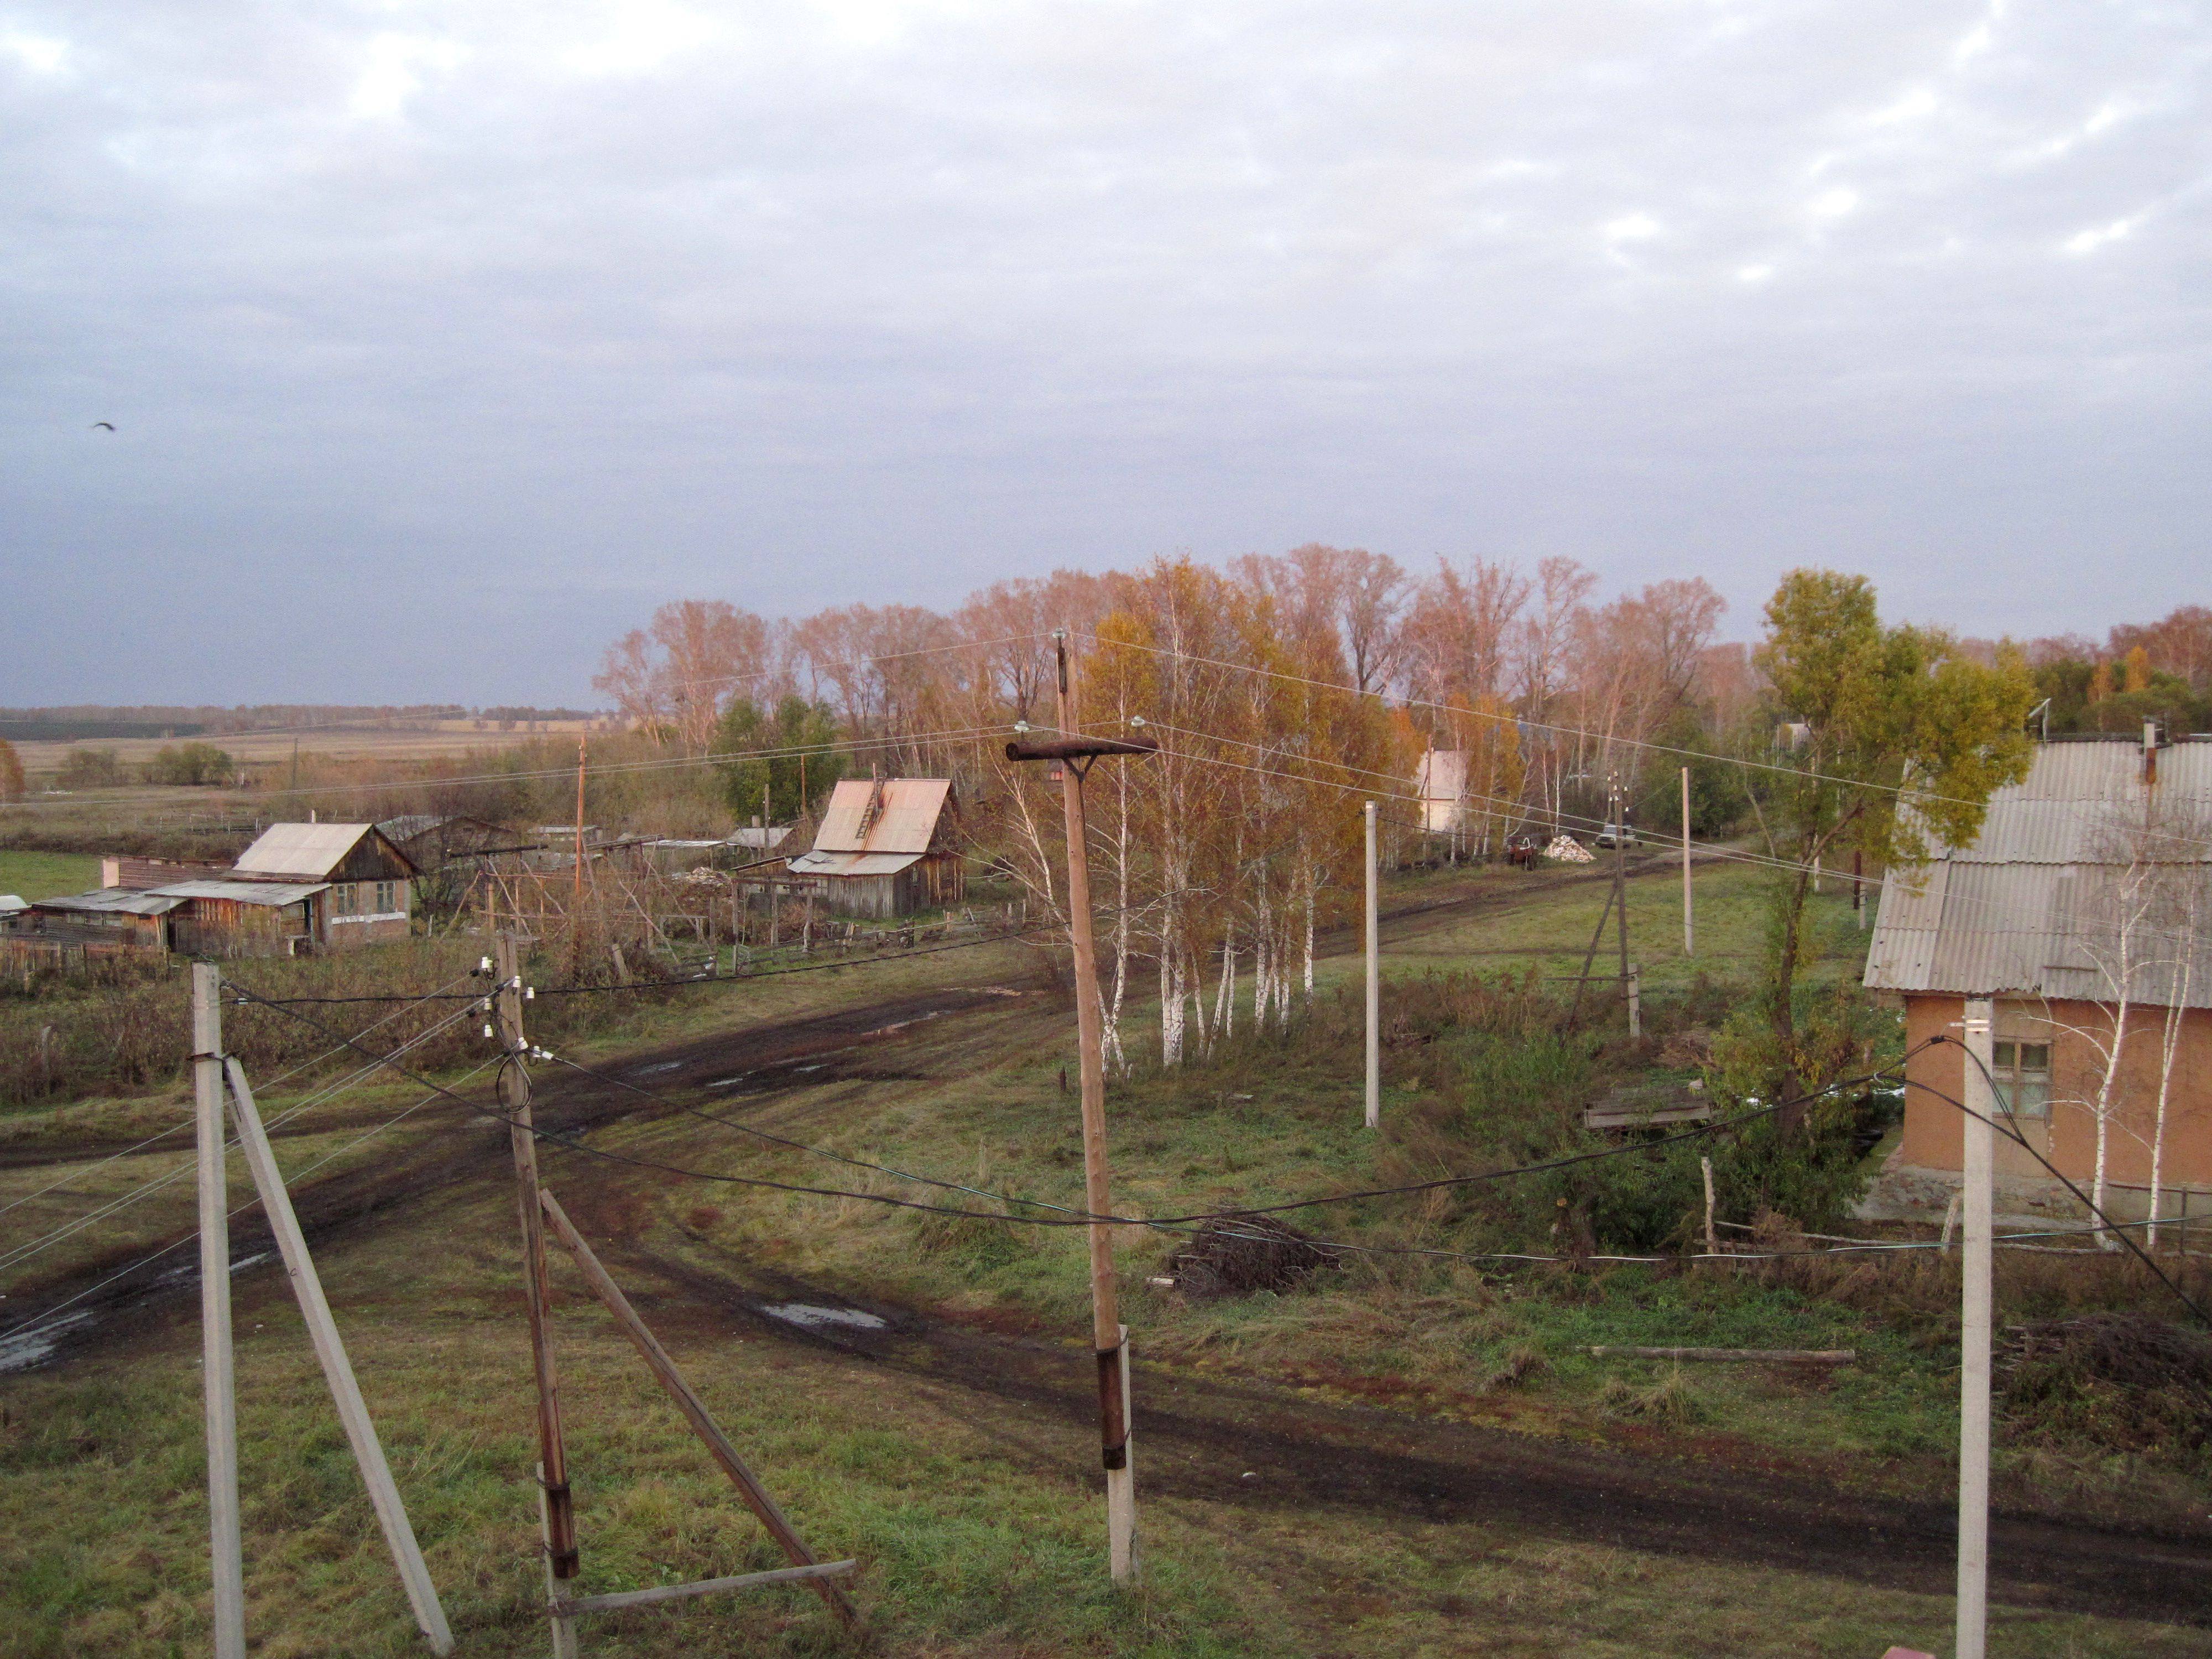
1997 1312 2212 1457
1167 1214 1340 1300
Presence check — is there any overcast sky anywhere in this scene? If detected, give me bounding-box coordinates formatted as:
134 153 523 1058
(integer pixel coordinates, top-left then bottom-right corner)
3 1 2205 705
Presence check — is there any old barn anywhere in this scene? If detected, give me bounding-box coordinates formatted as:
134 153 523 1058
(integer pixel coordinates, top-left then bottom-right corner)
785 778 964 919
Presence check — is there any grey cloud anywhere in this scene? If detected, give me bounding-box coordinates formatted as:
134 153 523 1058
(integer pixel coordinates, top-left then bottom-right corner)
2 0 2205 701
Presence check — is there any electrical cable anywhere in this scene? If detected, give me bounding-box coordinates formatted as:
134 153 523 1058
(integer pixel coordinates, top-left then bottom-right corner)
1085 632 2212 857
1910 1043 2209 1326
0 1057 497 1355
0 1000 481 1274
227 976 1924 1232
0 970 479 1221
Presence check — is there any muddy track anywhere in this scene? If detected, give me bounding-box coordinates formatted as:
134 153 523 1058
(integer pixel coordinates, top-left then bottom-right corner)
22 863 2200 1626
0 984 1028 1370
601 1237 2212 1629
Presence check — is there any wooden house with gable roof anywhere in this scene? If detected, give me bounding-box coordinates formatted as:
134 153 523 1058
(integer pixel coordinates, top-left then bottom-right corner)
785 778 963 919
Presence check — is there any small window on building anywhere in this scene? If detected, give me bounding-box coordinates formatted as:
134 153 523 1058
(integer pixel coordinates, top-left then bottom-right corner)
331 883 356 916
1992 1040 2051 1119
374 880 398 913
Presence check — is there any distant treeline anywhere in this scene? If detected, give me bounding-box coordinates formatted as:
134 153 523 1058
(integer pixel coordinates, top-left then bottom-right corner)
0 703 605 737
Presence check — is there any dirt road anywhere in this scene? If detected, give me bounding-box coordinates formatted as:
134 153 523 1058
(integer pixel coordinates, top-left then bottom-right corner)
17 867 2207 1628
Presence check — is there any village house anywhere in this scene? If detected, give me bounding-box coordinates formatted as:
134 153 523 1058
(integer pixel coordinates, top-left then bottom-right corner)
230 822 419 946
1864 731 2212 1225
6 821 419 962
785 778 964 919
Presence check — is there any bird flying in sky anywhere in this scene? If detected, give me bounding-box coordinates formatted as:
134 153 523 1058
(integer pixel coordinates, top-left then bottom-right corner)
90 421 114 431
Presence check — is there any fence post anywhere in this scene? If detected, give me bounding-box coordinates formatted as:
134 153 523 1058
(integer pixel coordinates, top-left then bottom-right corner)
1364 801 1379 1131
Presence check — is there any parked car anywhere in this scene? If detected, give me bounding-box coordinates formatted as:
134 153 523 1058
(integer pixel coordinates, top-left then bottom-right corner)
1595 822 1639 848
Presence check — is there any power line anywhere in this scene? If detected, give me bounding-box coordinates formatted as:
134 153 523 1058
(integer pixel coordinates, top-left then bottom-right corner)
0 970 479 1221
0 1000 482 1276
1910 1046 2209 1327
229 976 1922 1231
1088 632 2212 855
0 1056 497 1355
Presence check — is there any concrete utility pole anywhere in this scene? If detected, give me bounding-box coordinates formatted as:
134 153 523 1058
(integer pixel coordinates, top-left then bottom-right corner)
1681 765 1693 956
1005 635 1157 1585
496 932 581 1657
1957 998 1996 1659
1364 800 1380 1130
191 963 246 1659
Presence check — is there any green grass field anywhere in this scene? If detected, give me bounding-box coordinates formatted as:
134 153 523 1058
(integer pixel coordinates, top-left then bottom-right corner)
0 848 100 901
2 855 2206 1655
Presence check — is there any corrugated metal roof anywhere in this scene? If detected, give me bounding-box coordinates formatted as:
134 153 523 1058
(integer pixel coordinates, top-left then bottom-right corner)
727 826 791 851
810 779 952 855
234 822 384 878
1865 739 2212 1006
151 880 327 907
0 895 27 914
1934 740 2212 863
786 850 925 878
33 888 189 917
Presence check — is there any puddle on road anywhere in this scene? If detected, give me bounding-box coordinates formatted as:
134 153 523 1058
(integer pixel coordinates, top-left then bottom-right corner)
0 1307 101 1375
758 1302 886 1331
0 1252 270 1376
632 1061 684 1077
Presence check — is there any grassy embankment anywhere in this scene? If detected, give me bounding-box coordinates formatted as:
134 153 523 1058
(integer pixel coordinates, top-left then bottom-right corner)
2 855 2206 1655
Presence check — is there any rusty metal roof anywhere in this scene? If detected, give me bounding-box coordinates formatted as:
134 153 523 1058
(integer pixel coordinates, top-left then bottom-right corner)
1865 739 2212 1006
810 779 952 856
234 822 387 878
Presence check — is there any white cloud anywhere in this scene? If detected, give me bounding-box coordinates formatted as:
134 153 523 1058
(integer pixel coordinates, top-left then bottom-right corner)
1602 211 1660 243
0 31 67 74
1736 263 1773 283
1867 85 1940 127
1804 186 1860 223
561 4 721 77
2063 212 2147 255
351 33 464 120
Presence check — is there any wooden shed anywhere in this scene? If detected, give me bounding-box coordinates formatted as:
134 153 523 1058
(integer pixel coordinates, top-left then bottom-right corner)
233 822 420 947
785 779 964 919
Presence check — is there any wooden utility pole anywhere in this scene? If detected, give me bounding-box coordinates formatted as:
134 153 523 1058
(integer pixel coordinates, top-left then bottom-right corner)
1004 635 1157 1585
495 932 580 1656
1611 778 1630 999
1680 765 1693 956
539 1193 861 1631
191 963 246 1659
1957 999 1996 1659
1364 801 1379 1131
571 740 587 976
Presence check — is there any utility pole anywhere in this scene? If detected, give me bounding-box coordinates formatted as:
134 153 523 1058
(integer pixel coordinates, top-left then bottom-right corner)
1957 999 1996 1659
571 740 587 978
497 932 580 1656
1004 634 1157 1585
1364 801 1379 1130
1611 776 1630 1014
191 963 246 1659
1680 765 1693 956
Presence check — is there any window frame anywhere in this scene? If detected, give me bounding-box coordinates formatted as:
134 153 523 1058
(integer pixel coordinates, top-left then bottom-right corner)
1992 1037 2052 1121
